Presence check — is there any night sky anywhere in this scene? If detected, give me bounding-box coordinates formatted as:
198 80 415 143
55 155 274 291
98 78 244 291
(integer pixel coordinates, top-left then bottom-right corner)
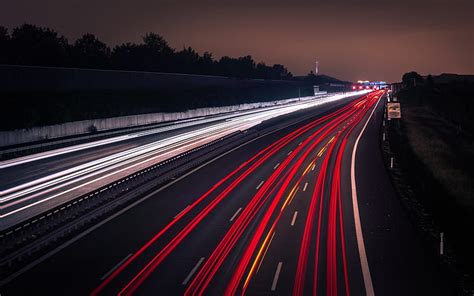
3 0 473 82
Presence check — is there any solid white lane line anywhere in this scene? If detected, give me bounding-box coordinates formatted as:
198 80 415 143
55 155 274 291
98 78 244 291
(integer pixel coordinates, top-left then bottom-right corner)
291 211 298 226
271 262 283 291
256 181 265 190
182 257 205 285
174 205 190 219
303 182 308 192
230 207 242 222
273 163 280 170
350 95 381 296
100 253 133 280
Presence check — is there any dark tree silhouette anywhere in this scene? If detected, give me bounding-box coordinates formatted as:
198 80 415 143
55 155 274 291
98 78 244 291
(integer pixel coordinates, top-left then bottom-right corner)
271 64 290 79
199 52 215 75
110 42 141 70
304 71 317 84
0 26 9 64
9 24 69 66
426 74 434 88
143 33 172 52
217 56 258 78
175 46 200 74
72 34 110 68
402 71 424 87
237 56 257 78
0 26 8 40
141 33 174 72
1 23 297 80
256 62 270 79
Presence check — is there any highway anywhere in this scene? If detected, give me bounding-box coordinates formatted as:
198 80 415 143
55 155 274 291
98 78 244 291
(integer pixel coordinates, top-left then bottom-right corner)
0 92 365 230
1 90 453 295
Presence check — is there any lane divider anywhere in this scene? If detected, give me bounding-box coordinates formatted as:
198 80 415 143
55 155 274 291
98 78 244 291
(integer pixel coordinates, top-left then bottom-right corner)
271 262 283 291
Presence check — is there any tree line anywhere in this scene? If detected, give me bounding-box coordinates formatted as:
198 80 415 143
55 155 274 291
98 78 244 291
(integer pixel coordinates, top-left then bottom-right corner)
401 71 474 132
0 24 293 80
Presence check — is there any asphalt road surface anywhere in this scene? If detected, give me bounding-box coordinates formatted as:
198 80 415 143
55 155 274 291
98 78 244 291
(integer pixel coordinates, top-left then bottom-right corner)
1 90 454 295
0 92 366 230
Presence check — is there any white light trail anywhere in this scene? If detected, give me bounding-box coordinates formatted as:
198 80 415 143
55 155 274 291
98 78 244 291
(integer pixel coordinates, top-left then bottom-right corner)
0 91 368 223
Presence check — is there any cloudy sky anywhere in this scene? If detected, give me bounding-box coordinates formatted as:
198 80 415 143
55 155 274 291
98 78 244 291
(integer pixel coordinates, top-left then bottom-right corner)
2 0 473 82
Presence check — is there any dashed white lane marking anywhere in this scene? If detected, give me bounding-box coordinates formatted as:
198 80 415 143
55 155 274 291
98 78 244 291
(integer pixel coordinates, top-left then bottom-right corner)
350 95 381 296
182 257 205 285
291 211 298 226
100 253 133 280
303 182 308 192
174 205 190 219
287 150 292 155
256 181 265 190
273 163 280 170
311 164 316 171
440 232 444 255
271 262 283 291
230 207 242 222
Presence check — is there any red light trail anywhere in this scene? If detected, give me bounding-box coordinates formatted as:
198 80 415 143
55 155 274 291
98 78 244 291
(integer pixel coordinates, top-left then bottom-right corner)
91 90 384 296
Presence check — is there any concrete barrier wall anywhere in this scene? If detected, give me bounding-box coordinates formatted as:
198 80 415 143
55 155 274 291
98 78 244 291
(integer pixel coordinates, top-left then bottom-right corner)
0 95 316 147
0 64 310 147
